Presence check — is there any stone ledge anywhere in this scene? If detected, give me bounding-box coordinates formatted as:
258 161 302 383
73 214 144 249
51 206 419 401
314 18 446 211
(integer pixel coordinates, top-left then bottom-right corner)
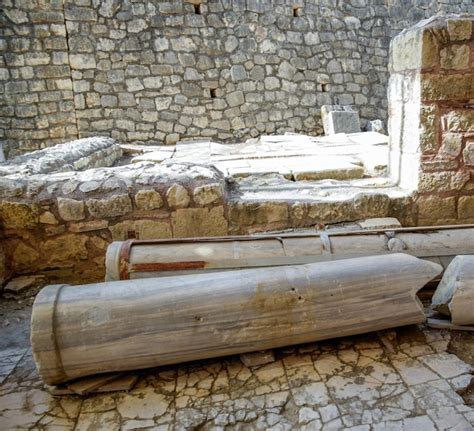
0 136 122 176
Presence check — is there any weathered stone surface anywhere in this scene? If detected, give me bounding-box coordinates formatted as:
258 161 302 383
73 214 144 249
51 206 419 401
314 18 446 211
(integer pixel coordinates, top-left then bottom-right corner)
109 220 172 241
444 110 474 133
69 220 108 233
432 255 474 325
458 196 474 219
439 133 462 159
0 201 38 229
69 54 96 69
440 44 470 70
193 183 222 206
321 105 361 135
58 198 85 221
417 196 456 223
41 234 89 264
134 190 163 211
3 5 472 154
12 242 40 269
229 202 288 227
421 74 474 101
166 184 190 209
86 194 132 218
4 275 45 293
172 206 228 237
240 350 275 368
0 301 473 430
358 217 401 230
447 19 472 41
463 142 474 166
39 211 58 225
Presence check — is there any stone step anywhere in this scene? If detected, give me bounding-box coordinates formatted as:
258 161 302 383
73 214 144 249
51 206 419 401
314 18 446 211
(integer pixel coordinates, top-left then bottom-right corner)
214 156 366 181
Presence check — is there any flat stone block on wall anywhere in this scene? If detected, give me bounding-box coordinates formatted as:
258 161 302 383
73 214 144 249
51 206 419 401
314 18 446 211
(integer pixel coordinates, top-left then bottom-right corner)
171 206 228 237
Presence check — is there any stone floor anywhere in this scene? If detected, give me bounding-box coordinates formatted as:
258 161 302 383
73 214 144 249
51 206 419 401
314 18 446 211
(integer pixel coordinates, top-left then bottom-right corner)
0 299 473 430
131 132 389 179
122 132 410 211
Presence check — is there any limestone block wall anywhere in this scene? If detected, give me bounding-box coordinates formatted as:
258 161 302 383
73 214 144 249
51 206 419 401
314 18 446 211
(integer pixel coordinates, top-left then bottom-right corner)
388 15 474 225
2 0 473 156
0 0 78 157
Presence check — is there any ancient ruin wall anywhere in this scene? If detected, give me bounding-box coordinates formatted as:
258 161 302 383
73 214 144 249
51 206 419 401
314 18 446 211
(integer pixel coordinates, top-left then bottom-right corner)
0 1 78 156
388 15 474 225
2 0 473 156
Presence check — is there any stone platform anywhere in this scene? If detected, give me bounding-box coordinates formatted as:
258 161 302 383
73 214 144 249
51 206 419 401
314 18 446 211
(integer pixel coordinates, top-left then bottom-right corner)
130 132 389 180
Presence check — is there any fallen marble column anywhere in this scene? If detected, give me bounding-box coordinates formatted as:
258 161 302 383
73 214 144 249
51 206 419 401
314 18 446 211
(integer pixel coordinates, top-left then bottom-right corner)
105 225 474 281
432 255 474 325
31 254 441 385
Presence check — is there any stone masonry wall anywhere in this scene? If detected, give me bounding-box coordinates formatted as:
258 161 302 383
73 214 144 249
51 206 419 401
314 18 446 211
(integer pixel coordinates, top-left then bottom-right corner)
2 0 473 156
388 15 474 225
0 0 78 157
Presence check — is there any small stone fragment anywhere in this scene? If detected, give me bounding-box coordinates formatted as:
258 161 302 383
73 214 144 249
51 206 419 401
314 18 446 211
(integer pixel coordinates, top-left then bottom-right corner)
4 275 46 293
240 350 276 368
357 217 401 230
39 211 58 225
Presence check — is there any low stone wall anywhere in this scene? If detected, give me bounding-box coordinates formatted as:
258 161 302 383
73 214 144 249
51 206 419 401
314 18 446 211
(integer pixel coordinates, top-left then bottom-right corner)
0 161 228 283
0 155 412 284
388 15 474 225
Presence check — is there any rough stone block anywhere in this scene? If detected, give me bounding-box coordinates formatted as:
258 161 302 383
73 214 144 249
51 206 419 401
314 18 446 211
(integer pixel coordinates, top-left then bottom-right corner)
135 190 163 210
193 183 222 206
69 54 97 70
172 206 228 237
444 110 474 133
0 201 39 229
432 255 474 325
109 220 172 241
458 196 474 219
229 202 289 227
12 242 40 270
417 196 456 223
439 133 462 159
39 211 58 225
69 220 108 233
240 350 275 368
4 275 45 294
58 198 85 221
440 45 470 70
86 194 132 218
321 105 361 135
447 19 473 41
421 74 474 101
166 184 190 208
42 234 89 264
463 142 474 166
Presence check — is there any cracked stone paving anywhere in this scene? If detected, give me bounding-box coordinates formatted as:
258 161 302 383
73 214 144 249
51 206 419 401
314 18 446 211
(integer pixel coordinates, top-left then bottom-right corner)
0 301 473 430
